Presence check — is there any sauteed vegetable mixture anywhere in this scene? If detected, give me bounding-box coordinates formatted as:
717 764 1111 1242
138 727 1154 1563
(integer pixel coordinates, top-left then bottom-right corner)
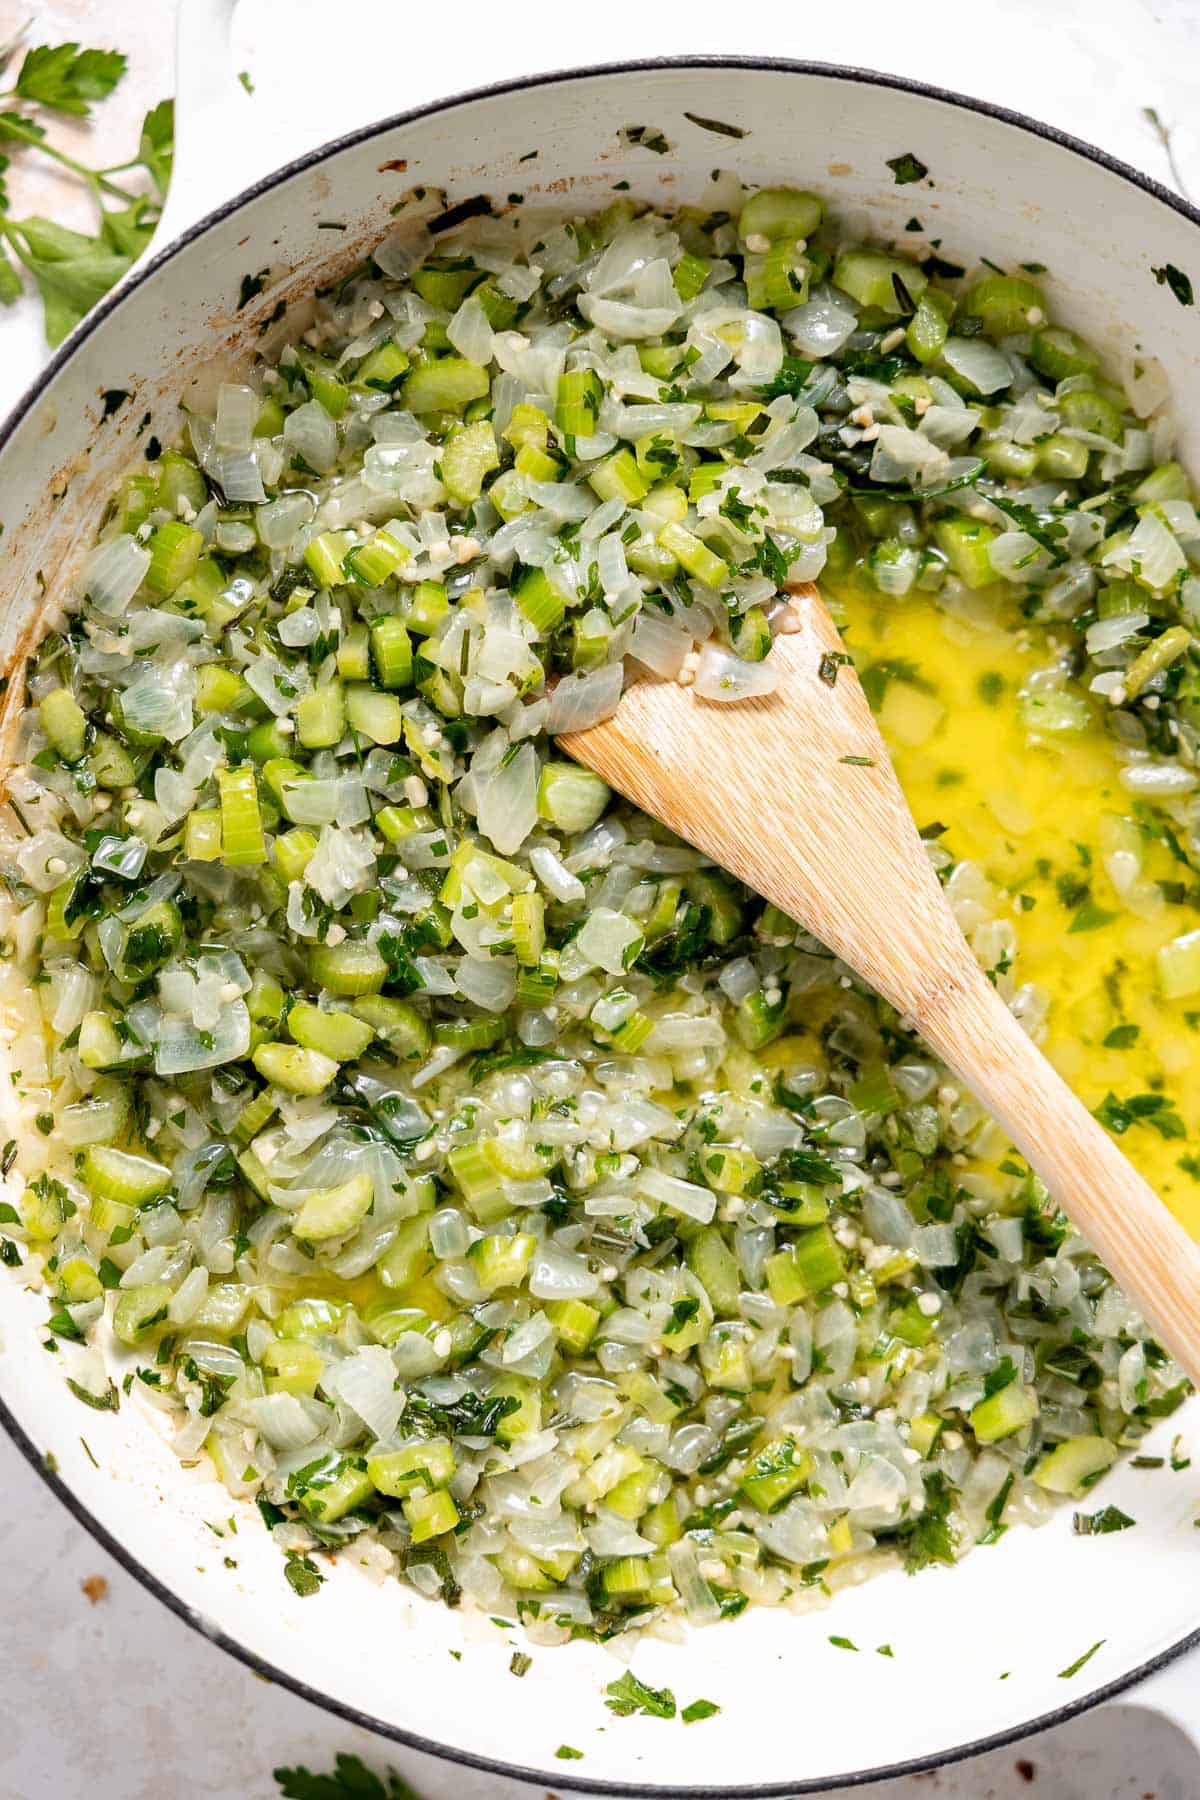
3 178 1196 1635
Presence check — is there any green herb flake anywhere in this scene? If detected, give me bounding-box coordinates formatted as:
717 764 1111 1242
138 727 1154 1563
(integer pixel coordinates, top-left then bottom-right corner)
886 152 929 185
681 1698 721 1723
1152 263 1194 307
683 112 747 139
1072 1505 1135 1535
283 1551 324 1598
1058 1639 1105 1679
605 1670 677 1718
556 1746 584 1761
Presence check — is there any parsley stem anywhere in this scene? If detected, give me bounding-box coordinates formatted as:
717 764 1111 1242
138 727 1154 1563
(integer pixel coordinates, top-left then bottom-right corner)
0 113 141 202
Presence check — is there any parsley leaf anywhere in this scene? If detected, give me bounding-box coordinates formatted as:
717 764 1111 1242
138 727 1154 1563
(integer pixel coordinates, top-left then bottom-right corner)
1095 1090 1186 1140
605 1670 678 1718
758 353 814 400
274 1752 419 1798
681 1698 721 1723
14 44 127 116
985 494 1070 566
1073 1505 1135 1535
1 216 122 344
283 1550 325 1598
891 1470 958 1572
886 152 929 185
1152 263 1194 307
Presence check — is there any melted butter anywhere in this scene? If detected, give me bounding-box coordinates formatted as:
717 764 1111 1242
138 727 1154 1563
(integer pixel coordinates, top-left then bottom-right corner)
834 583 1200 1235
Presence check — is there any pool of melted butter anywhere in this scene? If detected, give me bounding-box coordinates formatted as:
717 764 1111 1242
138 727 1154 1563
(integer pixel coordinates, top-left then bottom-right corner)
833 579 1200 1235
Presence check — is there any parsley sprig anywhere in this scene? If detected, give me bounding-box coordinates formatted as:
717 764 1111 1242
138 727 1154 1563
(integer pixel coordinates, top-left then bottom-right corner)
274 1752 420 1799
0 28 173 342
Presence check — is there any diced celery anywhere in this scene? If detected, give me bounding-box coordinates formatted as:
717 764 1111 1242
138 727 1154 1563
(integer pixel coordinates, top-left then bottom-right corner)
504 403 550 449
702 1146 762 1195
310 939 388 996
344 528 409 588
264 1339 323 1395
739 1435 813 1512
765 1225 844 1303
218 765 267 865
301 1460 374 1524
970 1382 1039 1443
288 1001 374 1062
304 530 351 588
433 1016 504 1051
401 357 490 415
297 349 349 418
370 616 413 689
686 1226 742 1316
447 1141 508 1221
157 450 207 515
907 1413 944 1458
833 250 928 315
407 580 450 637
1029 325 1100 383
513 565 566 634
933 517 998 589
492 1373 541 1443
1033 1435 1118 1495
353 339 409 392
468 1230 535 1293
537 762 610 832
83 1144 171 1206
291 1170 374 1241
377 1216 434 1290
906 289 952 364
369 1439 456 1497
960 275 1046 335
272 824 317 883
1124 626 1191 701
588 448 650 505
234 1086 277 1145
442 420 499 504
555 368 603 437
252 1041 338 1095
657 521 729 588
1157 929 1200 1000
145 522 203 596
402 1487 459 1542
686 870 742 944
39 689 87 763
745 237 809 312
349 995 430 1058
113 1282 173 1345
1058 388 1123 441
295 681 345 749
1037 434 1089 480
739 187 823 242
510 890 545 968
545 1298 600 1354
346 684 404 745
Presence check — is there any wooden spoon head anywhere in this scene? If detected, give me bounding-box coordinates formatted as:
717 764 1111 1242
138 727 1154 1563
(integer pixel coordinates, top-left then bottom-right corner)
558 585 969 1019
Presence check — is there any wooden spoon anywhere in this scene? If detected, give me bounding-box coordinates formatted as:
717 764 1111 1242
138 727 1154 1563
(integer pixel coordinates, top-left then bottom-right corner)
559 583 1200 1386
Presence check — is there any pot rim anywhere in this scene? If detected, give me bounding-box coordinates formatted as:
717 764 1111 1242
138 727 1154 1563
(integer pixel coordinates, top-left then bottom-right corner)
2 53 1198 1797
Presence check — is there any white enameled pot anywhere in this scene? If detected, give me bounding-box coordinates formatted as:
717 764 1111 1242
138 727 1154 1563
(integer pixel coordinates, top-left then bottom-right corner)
2 8 1200 1792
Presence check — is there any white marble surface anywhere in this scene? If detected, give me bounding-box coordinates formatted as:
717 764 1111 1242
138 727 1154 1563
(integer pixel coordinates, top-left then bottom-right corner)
2 2 1200 1795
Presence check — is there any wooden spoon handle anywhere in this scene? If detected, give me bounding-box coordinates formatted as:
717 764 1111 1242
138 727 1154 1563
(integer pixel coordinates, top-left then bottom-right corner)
915 953 1200 1387
562 585 1200 1384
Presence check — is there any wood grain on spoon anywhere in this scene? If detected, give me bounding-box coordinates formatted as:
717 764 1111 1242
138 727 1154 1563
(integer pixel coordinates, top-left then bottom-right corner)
559 582 1200 1387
